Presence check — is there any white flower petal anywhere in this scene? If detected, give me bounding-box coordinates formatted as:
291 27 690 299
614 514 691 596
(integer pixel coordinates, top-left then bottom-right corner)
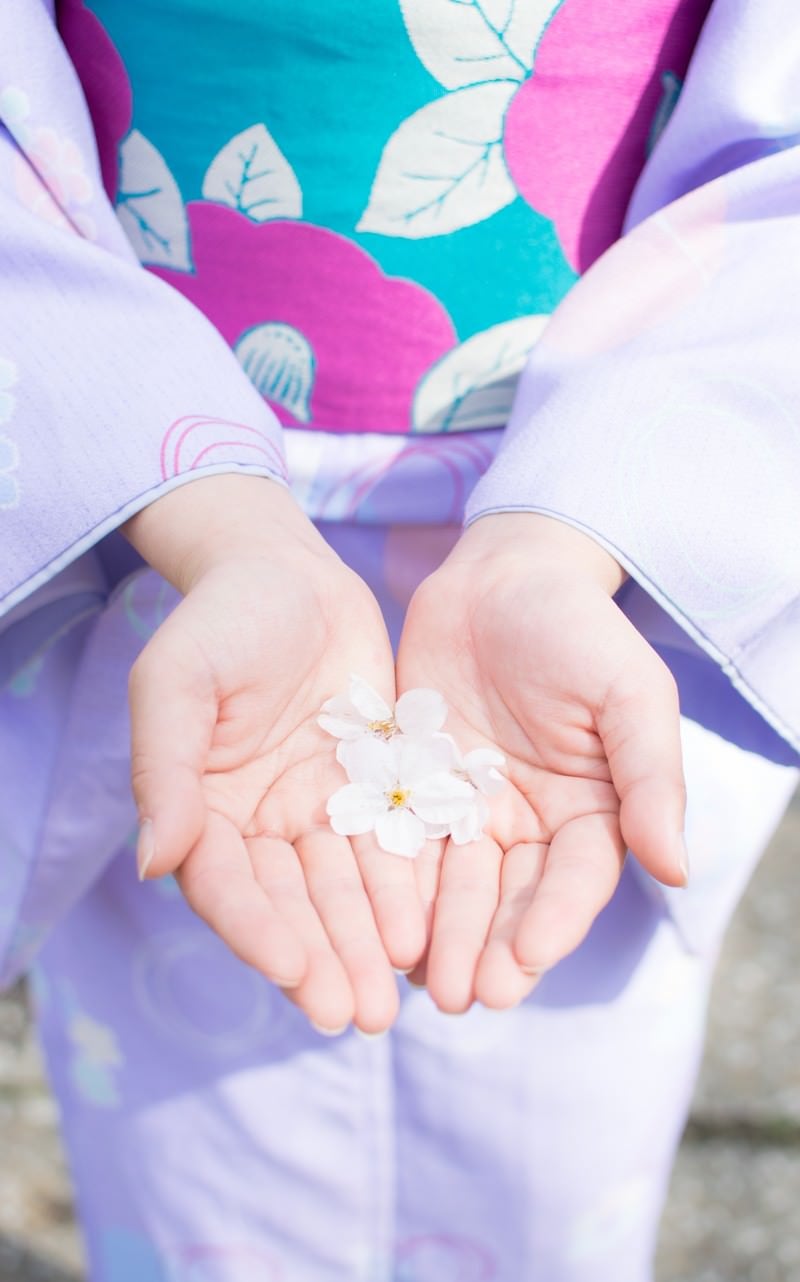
340 736 399 787
449 794 490 845
395 687 448 737
320 693 362 719
318 712 369 740
397 734 457 784
375 807 427 858
449 811 482 846
347 673 393 723
326 783 387 835
463 748 507 796
410 772 474 824
423 821 451 839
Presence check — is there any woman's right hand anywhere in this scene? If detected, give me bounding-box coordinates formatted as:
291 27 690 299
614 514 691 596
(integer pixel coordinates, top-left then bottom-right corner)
123 475 424 1034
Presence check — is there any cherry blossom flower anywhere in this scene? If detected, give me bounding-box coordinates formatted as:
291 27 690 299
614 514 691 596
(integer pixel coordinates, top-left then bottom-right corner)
445 744 506 845
453 745 507 797
319 674 446 767
326 736 473 859
320 677 508 855
28 125 93 208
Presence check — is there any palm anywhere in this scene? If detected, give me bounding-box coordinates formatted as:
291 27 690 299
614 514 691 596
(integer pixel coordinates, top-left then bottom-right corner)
398 559 686 1013
131 556 425 1033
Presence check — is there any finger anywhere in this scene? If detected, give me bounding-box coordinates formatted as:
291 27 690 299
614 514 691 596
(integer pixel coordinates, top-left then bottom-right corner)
177 811 307 990
404 841 444 990
399 841 446 986
599 652 688 887
425 835 503 1014
129 620 215 880
474 841 549 1010
405 957 428 990
414 841 446 941
351 831 428 973
295 829 399 1034
402 858 444 987
513 811 625 974
247 832 358 1032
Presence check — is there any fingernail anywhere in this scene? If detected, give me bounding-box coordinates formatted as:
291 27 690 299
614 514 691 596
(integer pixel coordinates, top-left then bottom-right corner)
310 1021 349 1037
393 966 415 975
679 836 690 886
355 1027 389 1040
136 819 156 882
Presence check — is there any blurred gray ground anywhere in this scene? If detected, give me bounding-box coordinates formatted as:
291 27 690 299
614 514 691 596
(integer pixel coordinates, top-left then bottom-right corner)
1 793 798 1282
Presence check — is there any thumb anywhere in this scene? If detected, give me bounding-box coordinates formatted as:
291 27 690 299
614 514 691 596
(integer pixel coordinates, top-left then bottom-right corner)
599 642 688 888
129 622 216 881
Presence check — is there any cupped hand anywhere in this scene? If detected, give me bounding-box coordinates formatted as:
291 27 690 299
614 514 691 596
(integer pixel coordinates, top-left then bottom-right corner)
124 477 426 1033
396 513 687 1013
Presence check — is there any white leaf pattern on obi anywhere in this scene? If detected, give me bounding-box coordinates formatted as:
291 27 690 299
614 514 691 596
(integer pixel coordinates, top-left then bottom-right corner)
412 314 548 431
116 131 192 270
202 124 302 222
399 0 560 88
357 82 517 239
234 323 316 422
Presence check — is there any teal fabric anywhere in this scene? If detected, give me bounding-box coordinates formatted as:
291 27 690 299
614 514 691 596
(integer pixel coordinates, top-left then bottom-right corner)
85 0 576 342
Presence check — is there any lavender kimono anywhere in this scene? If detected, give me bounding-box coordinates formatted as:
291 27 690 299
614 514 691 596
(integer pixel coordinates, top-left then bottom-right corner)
0 2 798 1279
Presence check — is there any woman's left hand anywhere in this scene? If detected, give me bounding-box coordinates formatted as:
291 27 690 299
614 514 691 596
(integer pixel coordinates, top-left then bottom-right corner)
396 513 688 1013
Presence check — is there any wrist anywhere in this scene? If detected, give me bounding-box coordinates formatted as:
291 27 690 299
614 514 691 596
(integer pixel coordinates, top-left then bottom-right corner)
122 474 335 595
452 513 627 596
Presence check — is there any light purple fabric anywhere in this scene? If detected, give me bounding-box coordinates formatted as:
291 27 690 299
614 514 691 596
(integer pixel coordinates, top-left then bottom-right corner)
468 0 800 754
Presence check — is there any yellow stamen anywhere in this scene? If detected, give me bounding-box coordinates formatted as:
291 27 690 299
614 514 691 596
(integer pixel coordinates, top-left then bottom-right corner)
368 717 396 740
387 788 410 809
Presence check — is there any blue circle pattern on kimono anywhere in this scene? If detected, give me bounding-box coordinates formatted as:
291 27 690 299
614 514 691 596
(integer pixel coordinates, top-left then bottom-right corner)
131 928 293 1057
619 376 800 620
6 653 45 698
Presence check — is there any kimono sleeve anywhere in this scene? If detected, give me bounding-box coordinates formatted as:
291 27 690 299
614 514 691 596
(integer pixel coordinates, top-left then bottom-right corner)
0 0 287 985
466 0 800 756
0 0 288 621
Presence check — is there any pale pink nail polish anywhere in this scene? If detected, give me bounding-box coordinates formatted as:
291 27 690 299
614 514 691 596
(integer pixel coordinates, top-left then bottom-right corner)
310 1021 350 1037
136 819 156 882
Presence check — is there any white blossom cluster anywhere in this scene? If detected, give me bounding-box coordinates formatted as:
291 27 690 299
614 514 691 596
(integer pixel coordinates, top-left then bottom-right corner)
319 675 506 859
